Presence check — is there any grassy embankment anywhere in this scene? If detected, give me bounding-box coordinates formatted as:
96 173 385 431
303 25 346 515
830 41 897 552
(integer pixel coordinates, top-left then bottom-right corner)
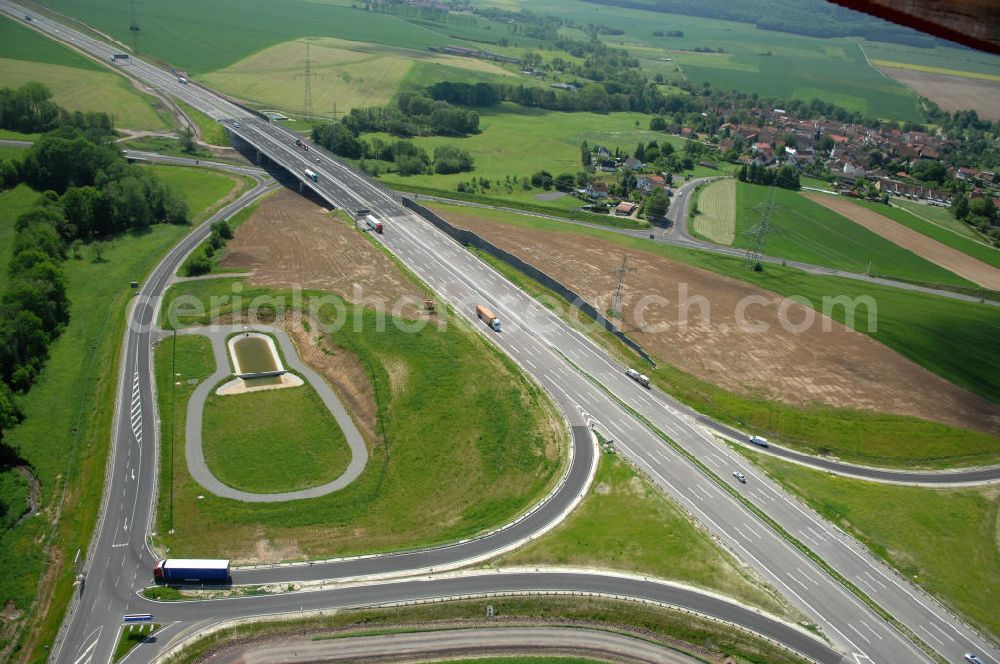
0 166 240 662
689 177 736 244
175 99 229 147
158 597 812 664
743 450 1000 641
202 372 352 494
154 278 566 560
734 183 974 288
0 16 172 131
499 449 795 619
437 202 1000 468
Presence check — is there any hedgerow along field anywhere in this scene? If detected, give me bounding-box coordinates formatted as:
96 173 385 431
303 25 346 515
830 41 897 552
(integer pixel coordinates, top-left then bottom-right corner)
153 278 566 561
748 452 1000 641
0 165 242 663
498 0 923 121
735 183 974 287
0 17 171 130
691 177 736 244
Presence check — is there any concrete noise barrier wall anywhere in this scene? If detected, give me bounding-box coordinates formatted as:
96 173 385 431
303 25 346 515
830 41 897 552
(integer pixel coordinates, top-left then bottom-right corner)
401 197 656 368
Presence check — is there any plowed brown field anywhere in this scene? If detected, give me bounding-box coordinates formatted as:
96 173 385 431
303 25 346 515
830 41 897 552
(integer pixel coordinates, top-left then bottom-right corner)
803 193 1000 290
438 207 1000 435
220 190 427 316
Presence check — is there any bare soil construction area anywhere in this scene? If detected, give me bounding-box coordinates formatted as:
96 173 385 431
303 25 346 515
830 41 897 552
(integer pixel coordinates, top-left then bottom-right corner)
220 190 427 315
803 193 1000 291
878 66 1000 121
439 208 1000 435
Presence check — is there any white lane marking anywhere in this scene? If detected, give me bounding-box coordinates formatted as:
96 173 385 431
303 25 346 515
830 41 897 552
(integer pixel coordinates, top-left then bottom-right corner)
862 571 887 590
786 571 809 591
796 567 819 585
858 620 884 641
927 621 956 643
917 624 945 646
848 623 872 645
855 575 878 593
73 626 103 664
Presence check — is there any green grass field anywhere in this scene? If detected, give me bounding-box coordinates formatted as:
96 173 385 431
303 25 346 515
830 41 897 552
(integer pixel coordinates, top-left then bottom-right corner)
690 177 735 244
202 378 352 494
0 165 238 661
433 202 1000 467
203 37 521 117
154 278 565 560
746 452 1000 640
373 104 680 199
0 17 171 131
735 183 973 287
45 0 454 74
502 450 793 617
0 185 41 293
148 164 248 222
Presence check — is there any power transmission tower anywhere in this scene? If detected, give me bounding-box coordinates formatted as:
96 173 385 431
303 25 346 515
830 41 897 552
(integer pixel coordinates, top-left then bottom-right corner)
297 42 319 120
609 254 635 319
743 190 777 270
128 0 141 53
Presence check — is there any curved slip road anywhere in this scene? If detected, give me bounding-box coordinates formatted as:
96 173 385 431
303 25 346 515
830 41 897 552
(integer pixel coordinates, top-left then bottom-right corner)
202 626 704 664
141 571 841 664
179 325 368 502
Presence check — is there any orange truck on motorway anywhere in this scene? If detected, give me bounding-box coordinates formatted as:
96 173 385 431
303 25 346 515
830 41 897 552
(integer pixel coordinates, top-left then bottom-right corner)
476 304 501 331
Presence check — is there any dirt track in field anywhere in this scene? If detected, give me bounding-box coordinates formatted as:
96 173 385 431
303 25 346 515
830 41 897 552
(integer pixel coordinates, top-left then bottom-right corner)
803 193 1000 291
437 207 1000 435
219 190 427 316
878 66 1000 121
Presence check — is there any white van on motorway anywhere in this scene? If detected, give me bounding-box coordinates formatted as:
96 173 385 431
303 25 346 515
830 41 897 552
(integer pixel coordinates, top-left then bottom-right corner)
749 435 769 448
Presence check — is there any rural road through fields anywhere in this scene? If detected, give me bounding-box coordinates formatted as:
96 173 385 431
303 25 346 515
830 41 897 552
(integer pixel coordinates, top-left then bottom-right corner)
6 4 997 664
181 625 705 664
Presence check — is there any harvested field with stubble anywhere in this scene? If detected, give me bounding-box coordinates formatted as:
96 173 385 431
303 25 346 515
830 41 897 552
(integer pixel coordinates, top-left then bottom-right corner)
876 66 1000 121
804 193 1000 290
438 207 1000 436
219 190 427 316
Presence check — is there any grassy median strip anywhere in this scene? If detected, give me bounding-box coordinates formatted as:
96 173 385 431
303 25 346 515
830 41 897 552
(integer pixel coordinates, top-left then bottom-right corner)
558 352 945 664
113 623 160 663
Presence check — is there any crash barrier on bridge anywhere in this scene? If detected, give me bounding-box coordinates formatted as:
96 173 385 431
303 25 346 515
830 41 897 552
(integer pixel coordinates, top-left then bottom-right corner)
402 197 656 367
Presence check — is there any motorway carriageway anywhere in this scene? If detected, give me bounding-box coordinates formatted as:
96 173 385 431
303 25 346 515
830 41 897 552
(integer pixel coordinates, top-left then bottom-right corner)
5 4 996 664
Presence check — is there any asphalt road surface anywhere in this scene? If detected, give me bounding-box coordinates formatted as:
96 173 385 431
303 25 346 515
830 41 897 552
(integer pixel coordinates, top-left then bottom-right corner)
4 4 997 664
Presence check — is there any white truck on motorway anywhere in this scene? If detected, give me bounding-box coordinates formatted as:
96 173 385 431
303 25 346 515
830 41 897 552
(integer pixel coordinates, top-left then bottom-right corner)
625 367 650 388
749 435 769 448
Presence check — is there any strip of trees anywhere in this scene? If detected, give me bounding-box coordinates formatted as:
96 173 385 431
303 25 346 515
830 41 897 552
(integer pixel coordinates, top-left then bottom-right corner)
311 124 474 177
737 163 801 189
0 84 190 463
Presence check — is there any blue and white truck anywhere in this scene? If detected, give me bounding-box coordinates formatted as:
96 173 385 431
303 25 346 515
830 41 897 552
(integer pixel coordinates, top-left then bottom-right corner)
153 559 230 584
